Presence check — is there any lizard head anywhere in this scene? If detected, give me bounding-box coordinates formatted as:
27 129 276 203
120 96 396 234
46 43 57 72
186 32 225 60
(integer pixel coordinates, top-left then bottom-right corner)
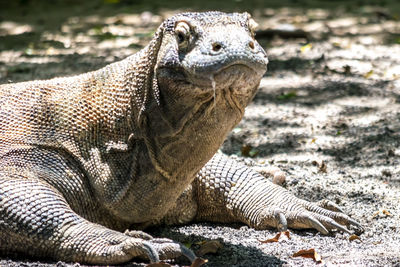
155 11 268 104
138 12 268 182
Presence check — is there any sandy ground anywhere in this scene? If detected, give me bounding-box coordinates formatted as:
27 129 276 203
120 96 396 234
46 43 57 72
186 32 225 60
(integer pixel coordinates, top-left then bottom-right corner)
0 1 399 266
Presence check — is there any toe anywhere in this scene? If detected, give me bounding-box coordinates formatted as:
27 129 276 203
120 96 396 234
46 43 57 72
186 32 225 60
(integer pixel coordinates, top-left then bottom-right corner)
124 230 153 240
149 238 197 262
286 211 329 235
251 207 288 231
316 199 344 213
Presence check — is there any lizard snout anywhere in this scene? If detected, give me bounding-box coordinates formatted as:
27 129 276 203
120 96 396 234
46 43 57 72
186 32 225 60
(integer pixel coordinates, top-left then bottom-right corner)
182 27 268 79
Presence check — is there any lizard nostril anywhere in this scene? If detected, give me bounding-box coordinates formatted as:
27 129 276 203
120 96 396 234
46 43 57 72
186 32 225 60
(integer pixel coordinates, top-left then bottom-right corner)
248 41 255 50
212 42 222 52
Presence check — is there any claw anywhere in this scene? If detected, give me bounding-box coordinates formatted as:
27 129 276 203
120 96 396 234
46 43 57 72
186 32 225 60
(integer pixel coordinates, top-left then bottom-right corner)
276 211 288 232
148 238 197 263
301 212 329 235
286 211 329 234
320 216 352 234
317 199 344 213
332 212 363 232
304 200 363 234
181 244 197 262
345 216 363 229
308 218 329 235
142 241 160 263
345 217 364 234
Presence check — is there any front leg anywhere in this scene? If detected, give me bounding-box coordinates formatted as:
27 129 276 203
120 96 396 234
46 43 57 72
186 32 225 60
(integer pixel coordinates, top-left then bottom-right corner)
0 173 195 264
192 153 362 234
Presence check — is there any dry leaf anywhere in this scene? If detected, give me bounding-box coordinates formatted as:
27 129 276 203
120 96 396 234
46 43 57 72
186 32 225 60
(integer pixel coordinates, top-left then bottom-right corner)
382 209 393 216
190 257 208 267
283 230 291 239
364 70 374 78
293 248 322 263
259 231 291 243
196 240 223 256
259 232 281 243
301 43 312 53
349 234 361 241
277 91 297 100
372 209 393 218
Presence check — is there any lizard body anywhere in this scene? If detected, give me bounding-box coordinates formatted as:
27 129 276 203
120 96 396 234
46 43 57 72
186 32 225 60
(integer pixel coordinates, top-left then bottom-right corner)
0 12 361 264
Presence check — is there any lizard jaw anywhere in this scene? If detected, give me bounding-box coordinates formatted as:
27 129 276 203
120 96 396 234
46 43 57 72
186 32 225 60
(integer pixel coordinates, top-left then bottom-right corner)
185 63 266 93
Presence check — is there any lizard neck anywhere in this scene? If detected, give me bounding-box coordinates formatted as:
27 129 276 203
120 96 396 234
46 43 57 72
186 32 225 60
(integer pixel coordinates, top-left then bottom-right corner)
142 79 246 182
101 81 248 224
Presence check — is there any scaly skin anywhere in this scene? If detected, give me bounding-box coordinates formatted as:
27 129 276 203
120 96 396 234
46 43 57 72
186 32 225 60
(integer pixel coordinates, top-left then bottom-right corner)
0 11 362 264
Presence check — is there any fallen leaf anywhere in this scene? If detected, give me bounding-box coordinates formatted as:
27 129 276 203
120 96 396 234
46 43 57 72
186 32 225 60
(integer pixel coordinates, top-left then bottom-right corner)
277 91 297 100
259 232 281 243
190 258 208 267
372 209 393 218
259 231 291 243
382 209 393 216
196 240 223 256
349 234 361 241
301 43 312 53
292 248 322 263
283 230 291 239
364 70 374 78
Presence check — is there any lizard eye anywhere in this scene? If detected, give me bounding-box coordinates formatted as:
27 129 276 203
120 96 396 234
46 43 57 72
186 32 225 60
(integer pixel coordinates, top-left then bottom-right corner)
175 21 191 49
177 32 185 43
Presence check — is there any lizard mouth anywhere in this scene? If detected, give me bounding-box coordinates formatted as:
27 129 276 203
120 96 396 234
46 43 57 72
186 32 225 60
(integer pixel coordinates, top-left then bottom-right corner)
216 61 267 75
156 60 267 98
187 62 267 89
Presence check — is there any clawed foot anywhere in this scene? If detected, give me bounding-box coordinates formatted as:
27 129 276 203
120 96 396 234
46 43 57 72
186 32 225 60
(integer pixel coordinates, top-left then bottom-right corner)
251 195 363 235
123 230 197 263
249 165 363 235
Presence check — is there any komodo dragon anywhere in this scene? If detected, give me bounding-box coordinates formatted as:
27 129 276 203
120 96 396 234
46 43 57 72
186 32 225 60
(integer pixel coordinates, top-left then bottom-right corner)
0 11 362 265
